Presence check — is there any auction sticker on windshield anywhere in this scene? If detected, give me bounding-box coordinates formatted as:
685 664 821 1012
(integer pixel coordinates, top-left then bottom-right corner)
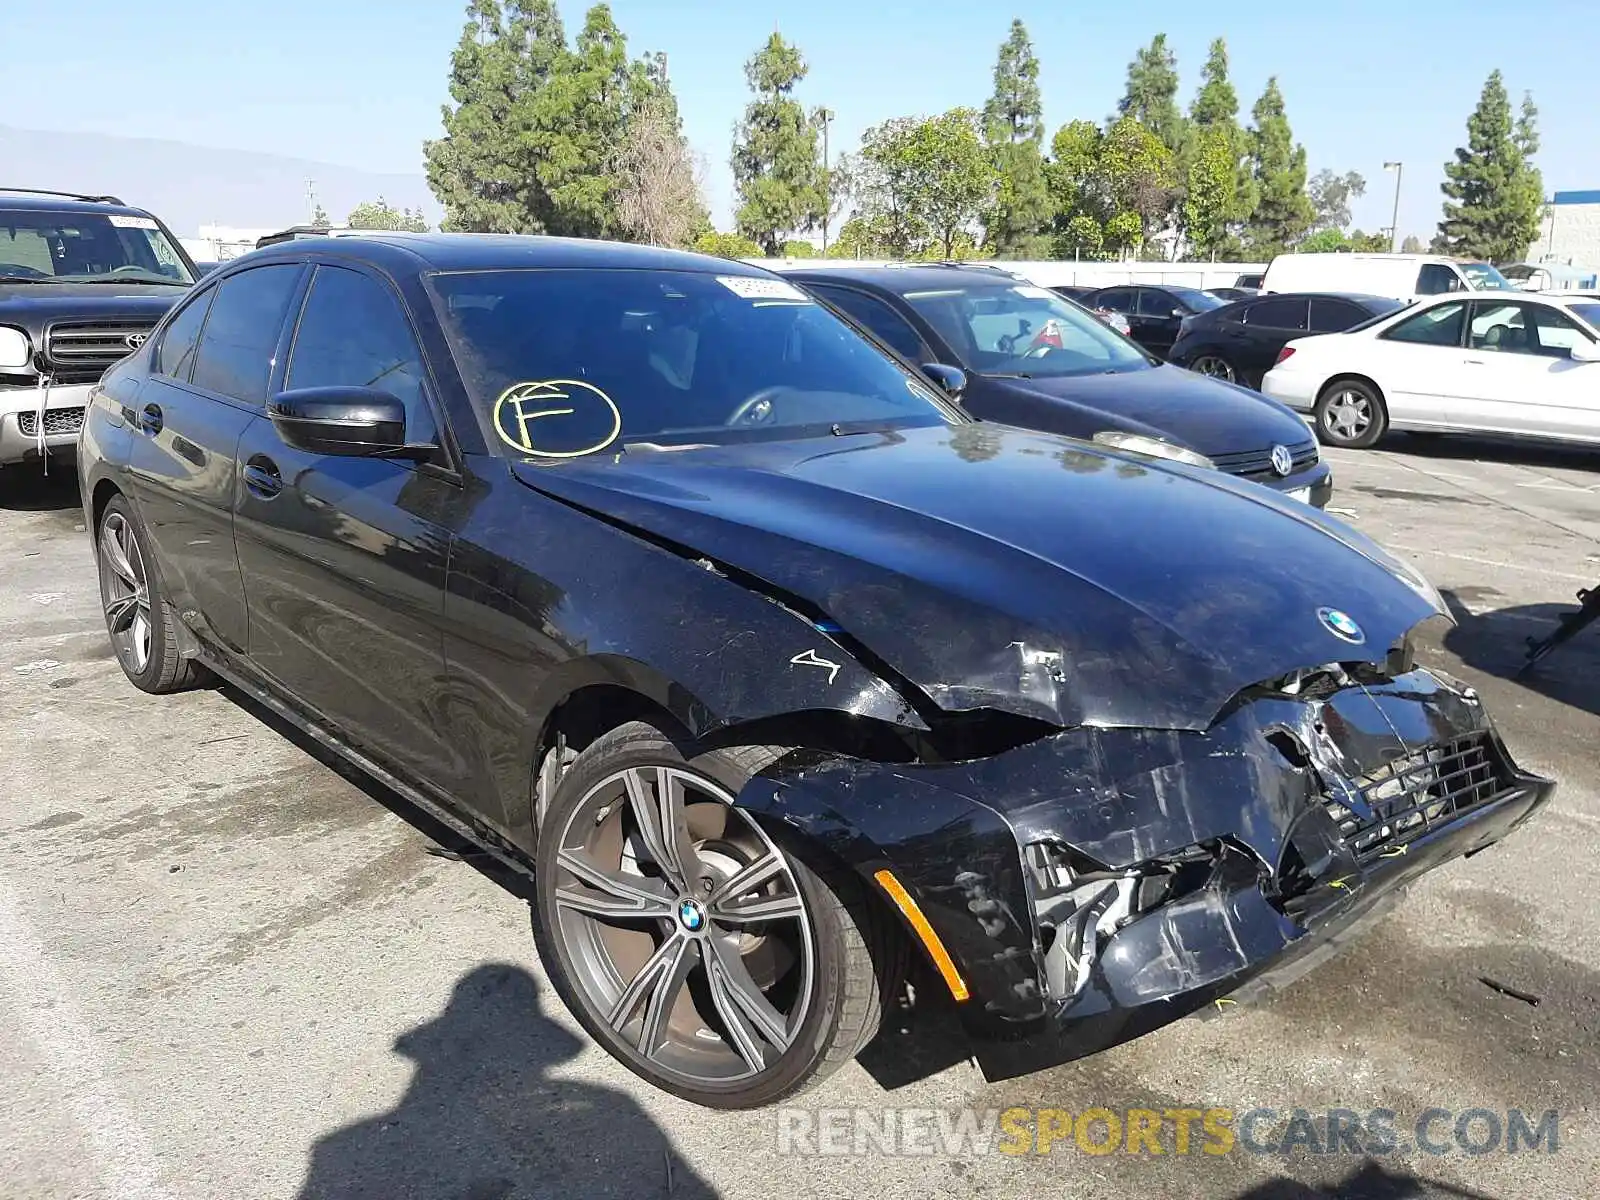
106 214 160 229
492 379 621 458
715 276 811 303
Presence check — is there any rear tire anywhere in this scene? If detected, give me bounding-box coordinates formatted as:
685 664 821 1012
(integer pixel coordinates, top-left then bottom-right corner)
1313 378 1388 449
95 495 205 694
531 721 902 1108
1188 353 1238 385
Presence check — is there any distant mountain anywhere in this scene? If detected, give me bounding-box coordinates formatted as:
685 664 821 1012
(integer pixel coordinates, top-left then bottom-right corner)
0 125 440 236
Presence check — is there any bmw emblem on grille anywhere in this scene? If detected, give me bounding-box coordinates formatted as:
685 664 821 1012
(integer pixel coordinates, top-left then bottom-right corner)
1317 607 1365 645
1270 444 1294 477
677 897 706 932
124 332 148 350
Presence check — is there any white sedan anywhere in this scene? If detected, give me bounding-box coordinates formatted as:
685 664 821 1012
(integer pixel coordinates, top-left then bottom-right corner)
1262 291 1600 449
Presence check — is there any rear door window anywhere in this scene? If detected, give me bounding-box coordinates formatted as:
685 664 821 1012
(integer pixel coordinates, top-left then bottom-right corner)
1383 300 1468 347
189 265 301 404
1245 298 1310 330
1136 289 1178 317
1309 298 1370 332
1095 288 1134 313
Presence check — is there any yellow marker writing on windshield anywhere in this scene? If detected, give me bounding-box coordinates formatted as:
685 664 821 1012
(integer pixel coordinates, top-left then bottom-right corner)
492 379 621 458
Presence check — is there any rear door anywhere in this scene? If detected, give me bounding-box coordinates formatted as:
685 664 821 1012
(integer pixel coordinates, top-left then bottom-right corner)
123 265 303 656
1240 297 1311 384
232 260 464 786
1450 300 1600 439
1133 288 1183 357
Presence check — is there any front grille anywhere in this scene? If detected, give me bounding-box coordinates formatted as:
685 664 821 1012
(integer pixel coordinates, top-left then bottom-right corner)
1212 440 1319 481
1324 733 1514 863
44 321 155 385
17 407 86 438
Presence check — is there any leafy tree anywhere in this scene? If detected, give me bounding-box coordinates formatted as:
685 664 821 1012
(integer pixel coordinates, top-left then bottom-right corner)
1099 116 1176 251
781 239 817 258
825 215 891 259
732 34 825 254
1058 214 1104 259
1117 34 1184 154
1437 71 1544 263
1307 168 1366 234
854 110 996 258
1044 116 1172 260
1347 228 1391 252
425 0 569 233
981 19 1051 257
1185 38 1253 257
610 87 707 247
1243 77 1314 257
1298 228 1350 253
1183 125 1235 259
1190 38 1238 130
1401 234 1424 254
347 197 430 232
310 203 331 230
693 230 763 259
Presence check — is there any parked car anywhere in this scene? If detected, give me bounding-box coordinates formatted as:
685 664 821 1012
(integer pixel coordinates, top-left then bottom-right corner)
1049 284 1132 335
1260 253 1518 304
1262 291 1600 449
1079 283 1229 358
0 188 197 475
1234 272 1264 290
786 265 1331 505
80 232 1551 1108
1207 286 1258 302
1169 292 1404 388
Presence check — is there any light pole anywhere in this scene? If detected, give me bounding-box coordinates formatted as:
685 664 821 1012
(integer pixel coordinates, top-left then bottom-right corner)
814 106 834 254
1383 161 1403 253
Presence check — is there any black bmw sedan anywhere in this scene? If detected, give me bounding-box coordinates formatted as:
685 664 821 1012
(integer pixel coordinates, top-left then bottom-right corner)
81 234 1550 1109
786 265 1331 507
1168 291 1404 389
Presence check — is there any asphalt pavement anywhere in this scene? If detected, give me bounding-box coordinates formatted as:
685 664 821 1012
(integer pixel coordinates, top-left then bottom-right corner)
1 432 1596 1200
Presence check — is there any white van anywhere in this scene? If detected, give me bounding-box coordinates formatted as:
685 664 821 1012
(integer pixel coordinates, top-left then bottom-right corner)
1260 253 1517 303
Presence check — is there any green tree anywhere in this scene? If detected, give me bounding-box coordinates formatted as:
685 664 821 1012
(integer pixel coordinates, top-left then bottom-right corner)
781 239 817 258
1401 234 1424 254
1298 228 1351 253
1437 71 1544 263
1100 116 1176 252
425 0 569 233
855 109 996 258
1183 126 1235 259
1306 168 1366 234
825 214 892 259
693 230 763 259
981 19 1051 258
347 197 430 232
1243 77 1314 257
1186 38 1254 257
732 34 825 254
1117 34 1184 153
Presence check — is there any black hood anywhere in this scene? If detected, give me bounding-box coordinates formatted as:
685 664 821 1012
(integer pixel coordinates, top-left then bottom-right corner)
995 363 1311 454
510 424 1443 732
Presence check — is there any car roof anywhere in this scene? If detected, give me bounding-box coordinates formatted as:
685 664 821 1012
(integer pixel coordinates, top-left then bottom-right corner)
783 263 1024 293
237 231 775 277
0 189 155 220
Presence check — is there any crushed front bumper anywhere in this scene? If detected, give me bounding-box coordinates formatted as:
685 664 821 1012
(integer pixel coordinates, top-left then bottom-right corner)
740 665 1553 1081
0 382 92 465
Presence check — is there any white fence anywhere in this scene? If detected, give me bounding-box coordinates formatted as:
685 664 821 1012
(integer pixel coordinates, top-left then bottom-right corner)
757 258 1266 292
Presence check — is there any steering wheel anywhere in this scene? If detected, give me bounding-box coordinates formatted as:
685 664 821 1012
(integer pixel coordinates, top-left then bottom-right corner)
725 385 792 427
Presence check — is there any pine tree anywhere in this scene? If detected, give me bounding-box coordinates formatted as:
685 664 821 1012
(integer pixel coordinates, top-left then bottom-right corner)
1117 34 1183 153
732 34 825 255
981 20 1051 258
1437 72 1545 263
1186 38 1253 256
1243 77 1313 257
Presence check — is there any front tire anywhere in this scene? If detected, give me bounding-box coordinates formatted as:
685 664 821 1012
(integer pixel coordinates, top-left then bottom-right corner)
95 495 204 694
531 721 898 1108
1313 378 1389 449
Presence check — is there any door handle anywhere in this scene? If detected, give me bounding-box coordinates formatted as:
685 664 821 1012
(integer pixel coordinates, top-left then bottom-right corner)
139 402 163 435
242 454 283 500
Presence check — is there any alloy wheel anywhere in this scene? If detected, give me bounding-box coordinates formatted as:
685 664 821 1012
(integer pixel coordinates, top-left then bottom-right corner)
1191 355 1236 384
549 764 815 1086
1323 389 1372 441
98 512 152 674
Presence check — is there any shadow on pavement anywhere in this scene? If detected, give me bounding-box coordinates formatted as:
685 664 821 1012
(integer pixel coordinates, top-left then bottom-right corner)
1439 590 1600 719
0 462 81 511
1379 431 1600 476
1230 1161 1500 1199
295 963 715 1200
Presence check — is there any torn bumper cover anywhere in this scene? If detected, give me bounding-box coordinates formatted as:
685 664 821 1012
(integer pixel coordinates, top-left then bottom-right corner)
740 665 1552 1081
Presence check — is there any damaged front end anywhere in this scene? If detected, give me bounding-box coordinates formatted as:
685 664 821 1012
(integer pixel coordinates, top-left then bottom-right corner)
741 661 1553 1080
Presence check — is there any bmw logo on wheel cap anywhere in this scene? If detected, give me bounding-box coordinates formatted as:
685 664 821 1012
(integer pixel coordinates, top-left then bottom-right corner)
1317 607 1365 645
677 897 706 932
1270 444 1294 477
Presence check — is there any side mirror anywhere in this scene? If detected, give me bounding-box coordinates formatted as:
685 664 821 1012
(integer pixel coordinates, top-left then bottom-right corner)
1170 308 1186 319
920 363 968 401
268 386 410 456
1570 341 1600 363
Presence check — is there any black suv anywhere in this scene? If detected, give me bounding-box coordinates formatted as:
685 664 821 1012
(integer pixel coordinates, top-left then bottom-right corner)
0 189 197 475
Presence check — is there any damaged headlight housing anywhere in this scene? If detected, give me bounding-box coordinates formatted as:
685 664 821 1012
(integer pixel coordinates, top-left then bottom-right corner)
0 327 30 370
1092 430 1216 471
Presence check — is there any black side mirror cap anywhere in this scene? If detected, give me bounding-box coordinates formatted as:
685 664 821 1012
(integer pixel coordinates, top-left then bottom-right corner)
920 363 968 401
268 386 410 457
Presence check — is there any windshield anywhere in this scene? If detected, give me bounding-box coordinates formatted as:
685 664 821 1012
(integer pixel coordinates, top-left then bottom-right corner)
1460 261 1516 291
1570 302 1600 331
0 209 193 285
431 268 954 456
901 282 1151 378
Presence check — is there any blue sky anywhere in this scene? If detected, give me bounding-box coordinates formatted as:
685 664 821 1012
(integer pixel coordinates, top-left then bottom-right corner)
7 0 1595 243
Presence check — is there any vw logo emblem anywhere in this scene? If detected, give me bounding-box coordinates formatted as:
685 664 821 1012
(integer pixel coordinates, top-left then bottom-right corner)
124 332 148 350
1270 444 1294 477
677 897 706 932
1317 607 1366 645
